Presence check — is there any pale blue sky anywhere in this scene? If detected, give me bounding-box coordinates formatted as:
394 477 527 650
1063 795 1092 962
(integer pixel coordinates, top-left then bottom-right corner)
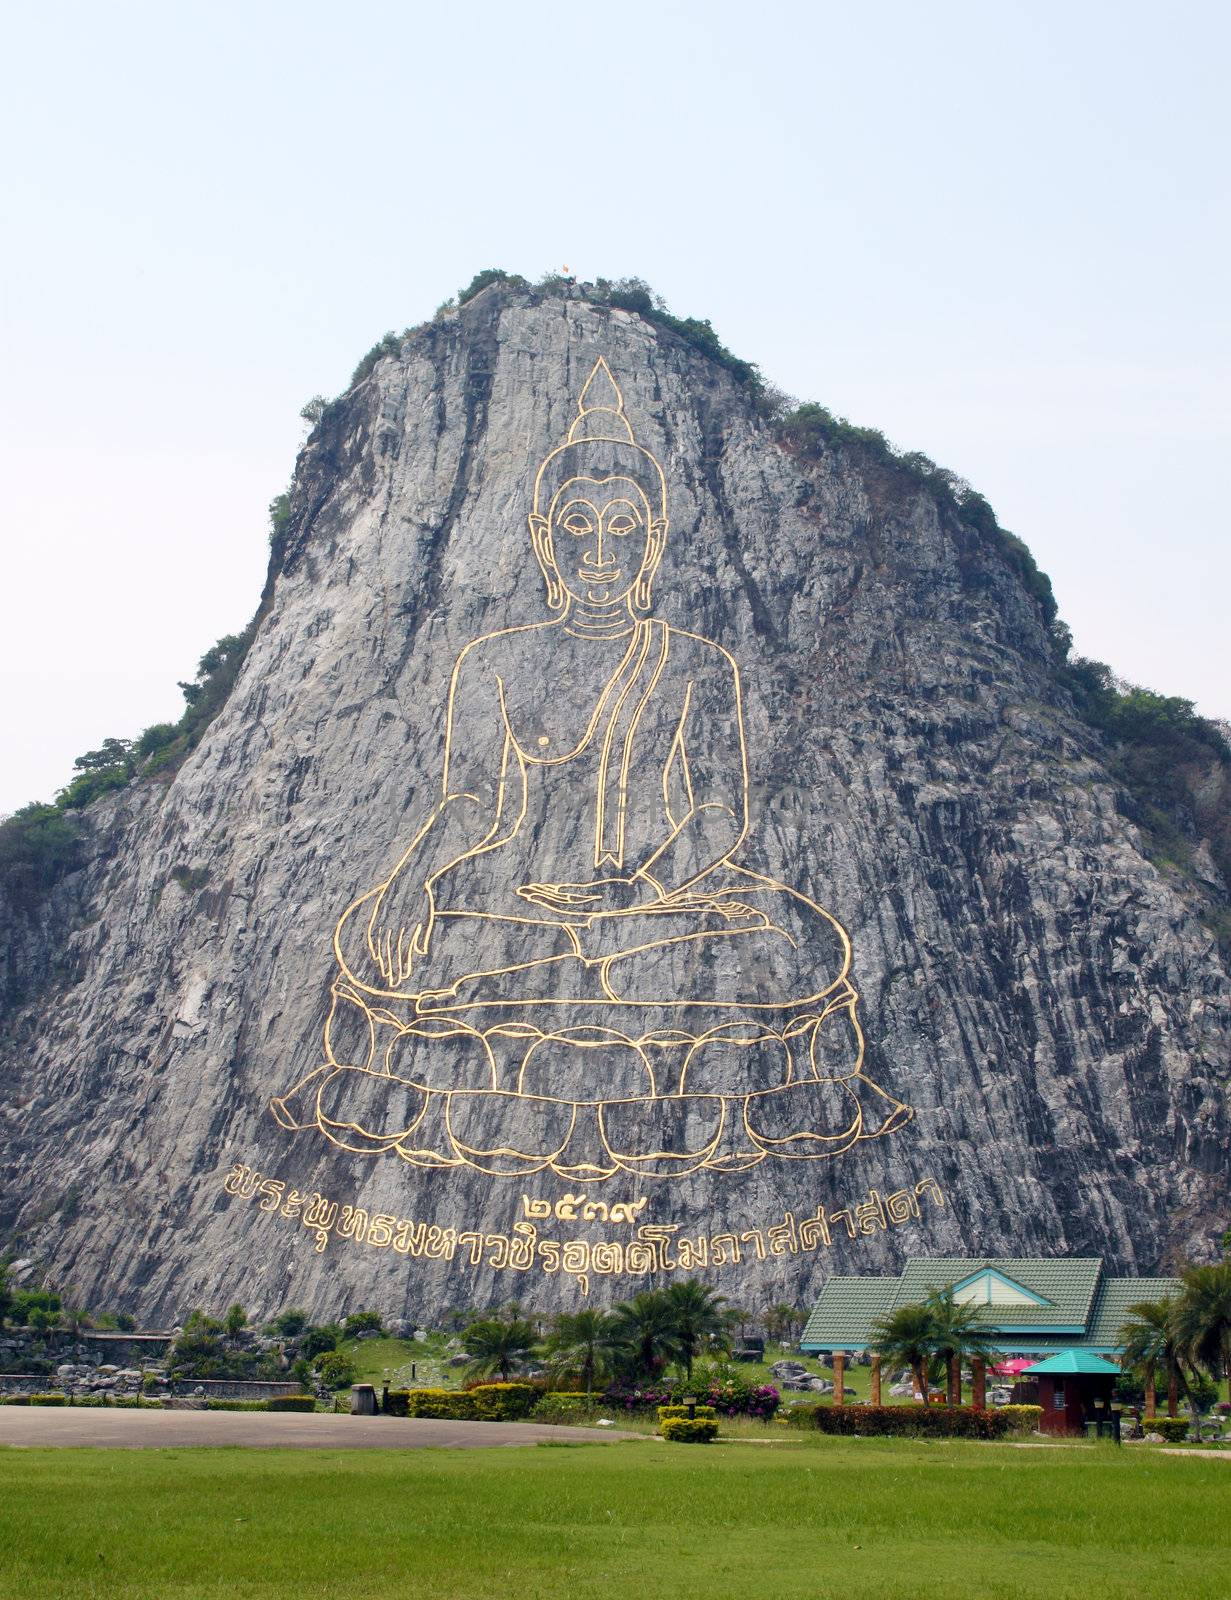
2 0 1227 814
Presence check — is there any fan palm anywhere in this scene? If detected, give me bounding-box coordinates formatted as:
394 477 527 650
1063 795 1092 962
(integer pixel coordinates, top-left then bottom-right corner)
870 1302 936 1405
666 1279 727 1380
1118 1296 1181 1417
610 1291 681 1381
542 1309 620 1397
925 1286 1001 1405
460 1316 537 1382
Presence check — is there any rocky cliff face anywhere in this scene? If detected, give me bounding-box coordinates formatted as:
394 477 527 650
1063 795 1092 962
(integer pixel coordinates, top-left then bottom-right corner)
2 284 1227 1321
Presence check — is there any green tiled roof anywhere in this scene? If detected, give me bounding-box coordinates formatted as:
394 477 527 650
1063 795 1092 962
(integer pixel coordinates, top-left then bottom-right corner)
801 1277 897 1348
1086 1276 1179 1346
893 1258 1103 1329
800 1258 1181 1352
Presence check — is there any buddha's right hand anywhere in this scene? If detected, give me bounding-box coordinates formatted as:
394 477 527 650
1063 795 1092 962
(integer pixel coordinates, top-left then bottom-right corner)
367 882 435 988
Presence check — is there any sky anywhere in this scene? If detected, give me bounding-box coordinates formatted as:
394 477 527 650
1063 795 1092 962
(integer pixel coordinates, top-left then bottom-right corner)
2 0 1227 816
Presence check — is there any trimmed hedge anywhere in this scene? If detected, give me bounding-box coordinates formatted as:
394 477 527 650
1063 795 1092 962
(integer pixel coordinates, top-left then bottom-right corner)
389 1389 476 1420
661 1417 719 1444
657 1404 717 1421
786 1404 1011 1440
1146 1418 1193 1443
267 1395 315 1412
0 1396 31 1406
998 1405 1043 1432
471 1383 537 1421
385 1384 538 1422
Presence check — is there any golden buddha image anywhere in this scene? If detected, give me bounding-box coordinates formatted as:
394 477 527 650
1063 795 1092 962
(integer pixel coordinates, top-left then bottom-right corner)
271 358 912 1181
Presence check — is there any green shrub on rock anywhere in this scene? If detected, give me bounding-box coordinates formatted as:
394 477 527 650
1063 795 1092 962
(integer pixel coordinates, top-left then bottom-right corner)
1147 1418 1193 1443
660 1417 719 1444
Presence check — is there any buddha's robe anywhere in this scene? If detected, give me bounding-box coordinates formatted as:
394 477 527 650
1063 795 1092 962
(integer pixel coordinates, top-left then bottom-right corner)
335 617 849 1016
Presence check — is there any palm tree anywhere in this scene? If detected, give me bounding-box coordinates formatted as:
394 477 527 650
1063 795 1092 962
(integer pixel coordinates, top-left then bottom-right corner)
925 1287 1001 1405
460 1316 536 1382
871 1303 936 1405
1119 1296 1182 1418
610 1291 681 1381
1170 1262 1231 1422
666 1280 727 1381
542 1309 620 1398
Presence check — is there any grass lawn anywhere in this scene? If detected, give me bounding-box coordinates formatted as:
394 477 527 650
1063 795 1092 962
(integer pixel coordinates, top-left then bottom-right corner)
1 1435 1226 1600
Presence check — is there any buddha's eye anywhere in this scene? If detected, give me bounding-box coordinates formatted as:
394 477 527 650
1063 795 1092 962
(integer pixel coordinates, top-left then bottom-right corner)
561 513 593 536
606 515 638 536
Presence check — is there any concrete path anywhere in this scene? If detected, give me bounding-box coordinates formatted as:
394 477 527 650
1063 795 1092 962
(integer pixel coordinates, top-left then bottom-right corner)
0 1408 638 1451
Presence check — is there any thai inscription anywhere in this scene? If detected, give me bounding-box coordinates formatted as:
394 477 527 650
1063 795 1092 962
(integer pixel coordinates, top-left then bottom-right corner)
222 1164 944 1295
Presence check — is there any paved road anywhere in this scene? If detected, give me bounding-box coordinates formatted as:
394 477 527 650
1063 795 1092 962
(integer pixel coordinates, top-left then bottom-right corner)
0 1408 638 1450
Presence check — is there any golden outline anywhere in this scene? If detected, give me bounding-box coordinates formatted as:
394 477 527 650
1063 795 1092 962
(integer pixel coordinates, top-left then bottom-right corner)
269 358 914 1179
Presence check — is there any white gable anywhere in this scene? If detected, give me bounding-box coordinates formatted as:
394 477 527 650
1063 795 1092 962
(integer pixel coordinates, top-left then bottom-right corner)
952 1271 1043 1307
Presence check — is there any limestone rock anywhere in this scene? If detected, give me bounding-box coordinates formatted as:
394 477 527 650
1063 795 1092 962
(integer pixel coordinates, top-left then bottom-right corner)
0 283 1227 1321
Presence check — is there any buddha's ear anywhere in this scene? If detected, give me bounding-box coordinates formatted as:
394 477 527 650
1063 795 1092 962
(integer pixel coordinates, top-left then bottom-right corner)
634 519 669 613
528 512 565 611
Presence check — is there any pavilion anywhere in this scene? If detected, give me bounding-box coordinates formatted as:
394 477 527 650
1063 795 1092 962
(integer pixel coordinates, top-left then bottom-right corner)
799 1257 1178 1406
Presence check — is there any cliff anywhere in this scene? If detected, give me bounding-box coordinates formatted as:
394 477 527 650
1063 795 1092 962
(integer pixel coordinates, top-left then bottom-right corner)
1 281 1227 1320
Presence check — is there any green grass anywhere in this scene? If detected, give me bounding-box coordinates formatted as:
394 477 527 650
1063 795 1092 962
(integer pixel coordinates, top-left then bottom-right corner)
335 1334 453 1388
1 1436 1226 1599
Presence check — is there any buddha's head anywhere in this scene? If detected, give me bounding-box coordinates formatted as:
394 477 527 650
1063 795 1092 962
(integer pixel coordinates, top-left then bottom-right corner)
528 358 668 615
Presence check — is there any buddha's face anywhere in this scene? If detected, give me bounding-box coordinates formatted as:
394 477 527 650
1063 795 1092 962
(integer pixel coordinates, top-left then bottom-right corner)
530 475 667 610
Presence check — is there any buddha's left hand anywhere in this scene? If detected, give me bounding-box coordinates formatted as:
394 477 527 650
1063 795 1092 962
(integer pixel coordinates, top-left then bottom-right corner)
517 877 659 917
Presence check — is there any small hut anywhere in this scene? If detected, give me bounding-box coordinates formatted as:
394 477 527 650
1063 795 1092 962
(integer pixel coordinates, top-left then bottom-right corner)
1022 1351 1120 1436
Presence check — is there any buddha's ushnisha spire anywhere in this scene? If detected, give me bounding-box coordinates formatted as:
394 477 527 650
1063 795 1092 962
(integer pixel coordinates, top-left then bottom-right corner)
567 357 635 446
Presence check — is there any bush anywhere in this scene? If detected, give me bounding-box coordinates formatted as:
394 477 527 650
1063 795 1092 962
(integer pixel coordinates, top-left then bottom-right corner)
313 1350 357 1391
0 1396 31 1405
271 1308 309 1337
30 1394 67 1406
342 1310 384 1338
267 1395 316 1412
997 1404 1043 1432
397 1389 477 1421
660 1417 719 1444
1147 1418 1193 1443
469 1383 537 1421
204 1400 266 1411
606 1377 779 1421
531 1393 595 1424
301 1323 342 1360
657 1404 717 1421
785 1404 1011 1440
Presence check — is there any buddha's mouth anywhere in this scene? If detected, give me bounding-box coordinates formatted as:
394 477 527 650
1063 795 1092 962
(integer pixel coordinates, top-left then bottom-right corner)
579 564 620 584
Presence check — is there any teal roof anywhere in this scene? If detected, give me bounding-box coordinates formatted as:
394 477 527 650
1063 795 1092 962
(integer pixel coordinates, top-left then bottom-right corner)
800 1258 1180 1353
1023 1351 1120 1375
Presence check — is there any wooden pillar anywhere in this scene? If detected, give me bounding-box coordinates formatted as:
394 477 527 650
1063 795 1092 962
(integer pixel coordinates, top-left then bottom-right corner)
948 1353 961 1407
870 1355 882 1407
972 1357 986 1410
833 1350 846 1407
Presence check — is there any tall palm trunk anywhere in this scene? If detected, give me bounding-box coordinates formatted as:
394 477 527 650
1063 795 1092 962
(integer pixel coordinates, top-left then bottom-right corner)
1167 1361 1178 1418
947 1353 960 1407
914 1361 928 1405
1144 1369 1156 1420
